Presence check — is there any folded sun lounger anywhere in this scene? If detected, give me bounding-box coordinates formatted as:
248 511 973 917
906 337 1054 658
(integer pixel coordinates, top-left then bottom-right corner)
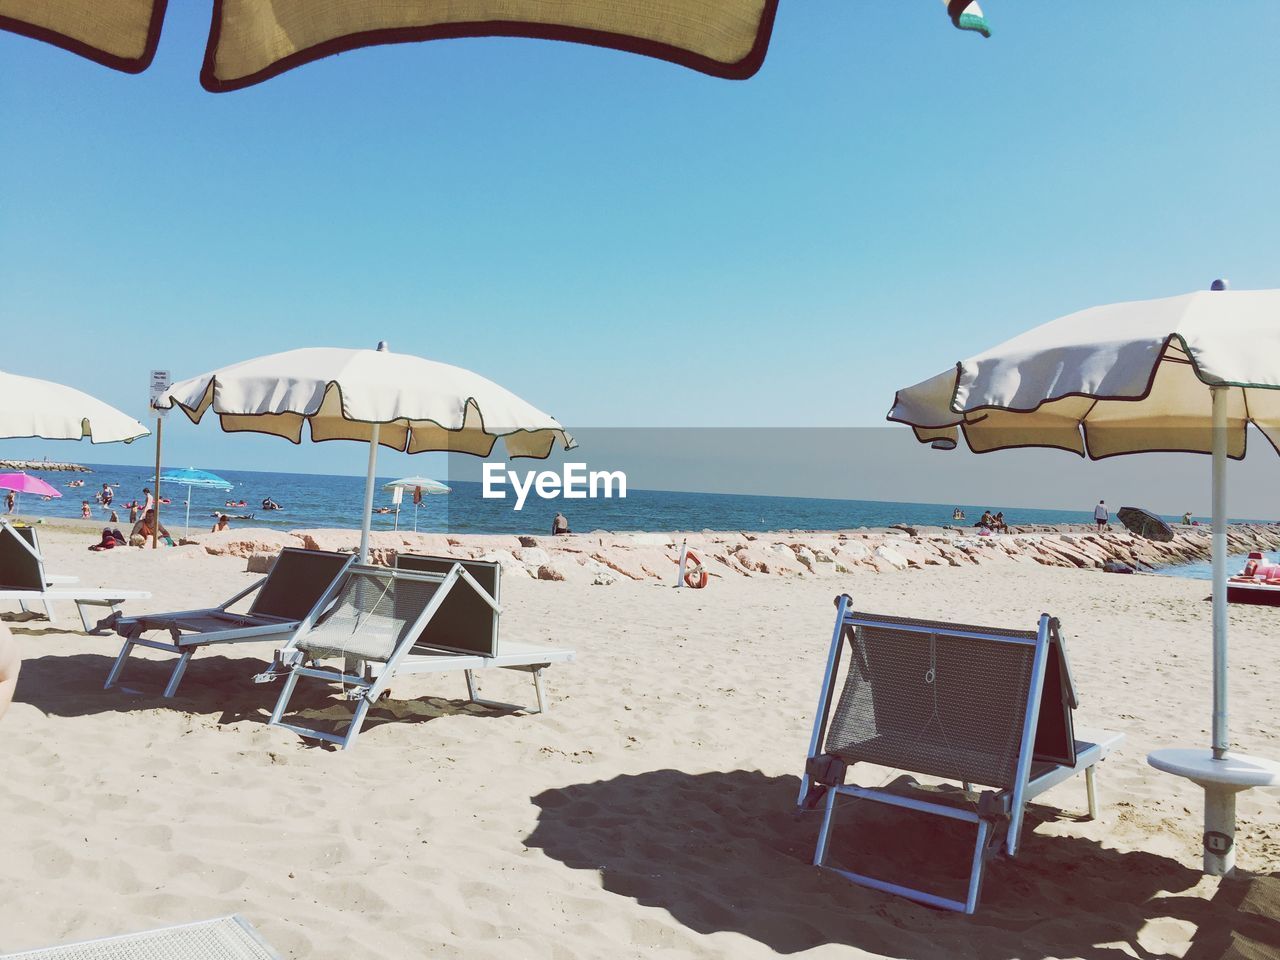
1 520 78 587
267 555 574 750
1 914 281 959
103 547 354 696
0 522 148 632
799 595 1124 914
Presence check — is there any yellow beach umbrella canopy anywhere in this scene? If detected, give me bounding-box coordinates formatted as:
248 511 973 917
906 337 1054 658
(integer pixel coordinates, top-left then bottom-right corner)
0 0 991 92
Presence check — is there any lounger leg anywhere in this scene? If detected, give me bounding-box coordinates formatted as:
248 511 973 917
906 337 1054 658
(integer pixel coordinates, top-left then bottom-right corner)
269 669 302 726
963 820 992 915
532 667 547 714
163 650 194 698
464 668 478 702
814 785 839 867
104 639 135 689
1085 765 1098 820
341 697 374 750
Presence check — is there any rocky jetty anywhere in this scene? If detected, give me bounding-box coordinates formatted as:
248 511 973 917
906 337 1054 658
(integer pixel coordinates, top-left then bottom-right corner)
180 522 1280 587
0 459 90 472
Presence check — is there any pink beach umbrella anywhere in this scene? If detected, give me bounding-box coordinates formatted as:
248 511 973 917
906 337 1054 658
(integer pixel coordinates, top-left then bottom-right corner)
0 472 62 512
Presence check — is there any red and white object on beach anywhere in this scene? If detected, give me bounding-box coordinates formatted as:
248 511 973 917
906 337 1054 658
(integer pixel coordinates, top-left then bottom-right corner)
1226 551 1280 606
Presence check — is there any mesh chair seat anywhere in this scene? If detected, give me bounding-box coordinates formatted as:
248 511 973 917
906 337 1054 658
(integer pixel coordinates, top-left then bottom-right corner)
296 569 440 664
824 614 1036 789
5 915 279 959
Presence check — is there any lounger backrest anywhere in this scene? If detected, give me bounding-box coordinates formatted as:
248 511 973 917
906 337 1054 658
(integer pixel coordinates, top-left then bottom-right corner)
823 613 1040 789
0 522 45 591
248 548 354 620
395 554 499 656
12 524 40 555
297 567 443 664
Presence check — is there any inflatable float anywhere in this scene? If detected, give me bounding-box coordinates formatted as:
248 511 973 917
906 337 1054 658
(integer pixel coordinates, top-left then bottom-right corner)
1226 552 1280 606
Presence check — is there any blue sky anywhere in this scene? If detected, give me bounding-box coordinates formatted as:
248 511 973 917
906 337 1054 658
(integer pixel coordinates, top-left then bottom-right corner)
3 2 1280 480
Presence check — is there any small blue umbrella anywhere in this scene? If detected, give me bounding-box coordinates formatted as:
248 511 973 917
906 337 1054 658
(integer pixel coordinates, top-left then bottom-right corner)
159 467 234 533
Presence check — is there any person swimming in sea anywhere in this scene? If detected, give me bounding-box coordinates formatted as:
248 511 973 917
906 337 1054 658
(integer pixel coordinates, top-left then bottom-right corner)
261 497 282 511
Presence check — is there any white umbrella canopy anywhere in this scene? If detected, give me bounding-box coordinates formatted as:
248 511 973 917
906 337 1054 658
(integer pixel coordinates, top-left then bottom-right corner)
0 369 150 444
889 287 1280 457
156 342 573 559
888 282 1280 877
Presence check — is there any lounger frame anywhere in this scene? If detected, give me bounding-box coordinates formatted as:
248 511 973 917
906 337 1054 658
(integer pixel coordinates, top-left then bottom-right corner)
105 548 354 696
268 558 573 750
800 594 1123 914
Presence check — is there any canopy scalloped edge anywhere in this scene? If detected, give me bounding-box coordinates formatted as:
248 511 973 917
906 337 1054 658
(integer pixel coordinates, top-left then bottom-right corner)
160 376 576 460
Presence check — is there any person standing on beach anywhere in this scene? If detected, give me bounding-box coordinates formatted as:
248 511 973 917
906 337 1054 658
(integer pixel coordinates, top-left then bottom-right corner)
4 491 14 514
140 487 154 516
1094 499 1109 531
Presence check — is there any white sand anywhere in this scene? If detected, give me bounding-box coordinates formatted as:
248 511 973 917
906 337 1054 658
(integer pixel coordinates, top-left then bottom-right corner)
1 530 1276 958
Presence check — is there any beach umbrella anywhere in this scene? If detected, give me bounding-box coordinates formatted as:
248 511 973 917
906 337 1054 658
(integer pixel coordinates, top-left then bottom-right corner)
0 472 62 513
887 281 1280 876
0 1 989 93
156 342 572 562
383 476 451 532
158 467 234 534
1116 506 1174 543
0 370 149 445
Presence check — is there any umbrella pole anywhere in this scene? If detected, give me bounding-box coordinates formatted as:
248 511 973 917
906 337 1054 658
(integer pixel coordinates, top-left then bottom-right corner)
1203 383 1236 876
358 426 380 564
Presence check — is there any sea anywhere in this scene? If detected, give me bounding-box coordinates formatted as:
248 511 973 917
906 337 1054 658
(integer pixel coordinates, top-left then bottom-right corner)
15 462 1115 537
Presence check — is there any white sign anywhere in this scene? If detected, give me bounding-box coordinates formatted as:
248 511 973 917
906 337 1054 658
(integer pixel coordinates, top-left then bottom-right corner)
149 369 171 417
391 486 404 505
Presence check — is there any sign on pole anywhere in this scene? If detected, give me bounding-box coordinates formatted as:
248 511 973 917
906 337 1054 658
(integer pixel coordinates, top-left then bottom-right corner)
149 369 171 416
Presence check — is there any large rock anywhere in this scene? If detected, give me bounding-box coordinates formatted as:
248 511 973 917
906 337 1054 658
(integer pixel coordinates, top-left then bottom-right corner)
196 528 305 558
873 545 909 571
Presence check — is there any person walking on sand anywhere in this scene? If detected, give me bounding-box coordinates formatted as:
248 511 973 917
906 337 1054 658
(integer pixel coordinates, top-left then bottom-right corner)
1094 499 1109 531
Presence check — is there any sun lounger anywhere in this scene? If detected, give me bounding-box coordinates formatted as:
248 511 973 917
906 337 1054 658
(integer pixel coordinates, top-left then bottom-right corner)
799 595 1124 914
102 547 354 697
267 555 574 749
1 914 281 959
0 523 148 632
1 521 78 587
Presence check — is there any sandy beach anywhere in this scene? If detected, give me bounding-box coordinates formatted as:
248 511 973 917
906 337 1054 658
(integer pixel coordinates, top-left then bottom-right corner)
1 527 1276 959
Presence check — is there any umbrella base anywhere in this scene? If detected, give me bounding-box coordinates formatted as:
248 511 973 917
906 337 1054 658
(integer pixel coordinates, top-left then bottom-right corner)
1148 748 1280 875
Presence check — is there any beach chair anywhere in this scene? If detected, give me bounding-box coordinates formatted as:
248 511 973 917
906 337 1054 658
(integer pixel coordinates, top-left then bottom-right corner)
268 556 574 749
103 547 354 697
0 520 78 588
798 595 1124 914
1 914 281 959
0 523 148 632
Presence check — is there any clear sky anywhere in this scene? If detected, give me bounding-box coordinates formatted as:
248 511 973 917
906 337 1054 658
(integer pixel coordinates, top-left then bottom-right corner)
3 2 1280 484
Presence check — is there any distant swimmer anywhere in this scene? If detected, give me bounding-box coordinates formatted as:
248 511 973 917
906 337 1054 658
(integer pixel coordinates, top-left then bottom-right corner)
225 499 247 508
261 498 282 511
952 508 965 521
373 506 392 514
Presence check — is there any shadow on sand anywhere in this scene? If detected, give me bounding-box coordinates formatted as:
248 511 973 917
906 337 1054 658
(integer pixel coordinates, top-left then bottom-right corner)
526 768 1274 960
14 651 514 741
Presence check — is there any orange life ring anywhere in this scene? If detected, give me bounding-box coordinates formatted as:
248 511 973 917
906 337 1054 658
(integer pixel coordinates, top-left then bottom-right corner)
683 550 708 589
